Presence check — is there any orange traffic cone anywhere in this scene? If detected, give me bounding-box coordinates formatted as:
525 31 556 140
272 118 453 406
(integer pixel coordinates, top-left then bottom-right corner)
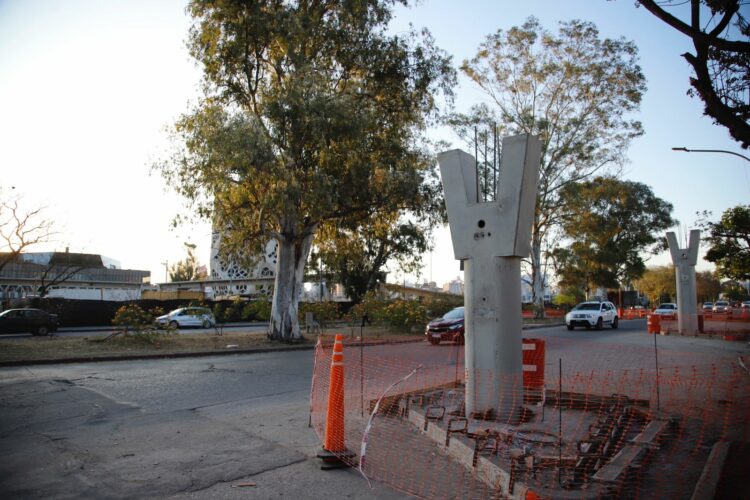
318 334 354 469
324 334 345 452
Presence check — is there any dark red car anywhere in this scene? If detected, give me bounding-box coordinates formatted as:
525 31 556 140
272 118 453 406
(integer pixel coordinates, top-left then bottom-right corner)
425 306 464 345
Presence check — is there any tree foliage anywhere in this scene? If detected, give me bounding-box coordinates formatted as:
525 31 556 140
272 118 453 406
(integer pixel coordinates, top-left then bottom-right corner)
158 0 455 341
455 17 646 317
696 270 721 302
700 204 750 281
638 0 749 148
316 212 430 304
635 265 676 305
169 243 208 282
553 177 676 295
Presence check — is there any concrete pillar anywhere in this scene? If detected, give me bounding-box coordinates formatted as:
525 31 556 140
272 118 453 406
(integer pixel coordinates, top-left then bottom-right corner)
438 134 540 419
666 230 700 334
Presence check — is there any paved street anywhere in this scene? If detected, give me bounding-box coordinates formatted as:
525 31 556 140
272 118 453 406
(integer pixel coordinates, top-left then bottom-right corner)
0 351 408 499
1 320 747 499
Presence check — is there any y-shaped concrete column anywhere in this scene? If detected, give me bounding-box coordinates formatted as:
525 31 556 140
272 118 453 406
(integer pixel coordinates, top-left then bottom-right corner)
666 230 700 334
438 135 540 419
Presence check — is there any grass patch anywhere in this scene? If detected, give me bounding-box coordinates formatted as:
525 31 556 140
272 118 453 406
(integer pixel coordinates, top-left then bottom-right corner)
0 326 421 364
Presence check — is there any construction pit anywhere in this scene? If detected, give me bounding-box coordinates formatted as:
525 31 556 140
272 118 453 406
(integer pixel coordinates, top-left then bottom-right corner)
370 384 682 500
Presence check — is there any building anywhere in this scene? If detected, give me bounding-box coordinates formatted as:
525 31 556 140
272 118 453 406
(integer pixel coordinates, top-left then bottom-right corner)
442 276 464 295
207 231 277 298
0 251 150 302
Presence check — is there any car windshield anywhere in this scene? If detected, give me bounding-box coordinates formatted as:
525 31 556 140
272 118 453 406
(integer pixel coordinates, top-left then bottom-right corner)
0 310 12 318
573 303 600 311
442 308 464 320
715 301 728 306
658 304 675 309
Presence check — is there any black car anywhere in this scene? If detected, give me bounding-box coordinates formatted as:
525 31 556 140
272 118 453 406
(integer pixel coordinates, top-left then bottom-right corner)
0 308 58 336
425 306 465 345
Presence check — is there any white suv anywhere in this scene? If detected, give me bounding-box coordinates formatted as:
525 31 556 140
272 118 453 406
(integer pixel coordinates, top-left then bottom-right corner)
565 301 618 330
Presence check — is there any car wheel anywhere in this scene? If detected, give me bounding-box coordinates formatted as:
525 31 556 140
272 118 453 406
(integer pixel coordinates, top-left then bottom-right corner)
202 319 211 329
566 324 574 331
169 320 179 329
428 336 440 345
34 325 49 336
612 317 618 329
595 318 603 330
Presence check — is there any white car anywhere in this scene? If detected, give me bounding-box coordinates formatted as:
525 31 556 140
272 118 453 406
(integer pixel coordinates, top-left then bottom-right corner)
653 303 678 317
156 307 216 329
565 301 618 330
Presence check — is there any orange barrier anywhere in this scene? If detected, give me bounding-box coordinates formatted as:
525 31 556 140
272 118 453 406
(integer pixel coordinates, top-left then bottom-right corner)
522 338 545 389
647 314 661 334
323 334 345 452
310 336 750 499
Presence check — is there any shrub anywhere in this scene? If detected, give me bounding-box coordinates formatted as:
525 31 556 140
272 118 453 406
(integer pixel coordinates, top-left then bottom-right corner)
300 301 340 327
111 304 174 346
383 299 428 332
212 303 225 323
242 300 271 321
422 295 462 319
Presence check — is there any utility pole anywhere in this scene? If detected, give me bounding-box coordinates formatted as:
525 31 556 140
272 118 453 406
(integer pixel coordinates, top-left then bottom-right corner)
161 261 168 283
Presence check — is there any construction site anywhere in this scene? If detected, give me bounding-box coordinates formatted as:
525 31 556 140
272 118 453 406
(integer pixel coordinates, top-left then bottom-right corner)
310 333 749 499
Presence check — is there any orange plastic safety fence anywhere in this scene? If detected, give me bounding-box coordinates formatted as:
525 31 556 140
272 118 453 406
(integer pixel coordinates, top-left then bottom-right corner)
310 334 750 499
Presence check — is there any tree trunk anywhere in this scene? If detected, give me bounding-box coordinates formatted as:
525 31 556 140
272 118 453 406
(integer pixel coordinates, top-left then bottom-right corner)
268 230 315 343
530 226 546 320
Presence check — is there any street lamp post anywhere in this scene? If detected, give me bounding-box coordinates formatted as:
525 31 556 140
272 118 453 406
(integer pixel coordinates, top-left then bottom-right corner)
672 147 750 163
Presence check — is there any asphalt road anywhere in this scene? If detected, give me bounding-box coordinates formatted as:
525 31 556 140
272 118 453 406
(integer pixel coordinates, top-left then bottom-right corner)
0 320 747 499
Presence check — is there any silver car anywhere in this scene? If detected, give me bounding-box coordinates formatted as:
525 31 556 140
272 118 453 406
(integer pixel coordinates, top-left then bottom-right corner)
712 301 732 314
156 307 215 329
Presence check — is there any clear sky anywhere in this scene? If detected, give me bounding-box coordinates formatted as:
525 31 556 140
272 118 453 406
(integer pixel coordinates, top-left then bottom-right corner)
1 0 748 288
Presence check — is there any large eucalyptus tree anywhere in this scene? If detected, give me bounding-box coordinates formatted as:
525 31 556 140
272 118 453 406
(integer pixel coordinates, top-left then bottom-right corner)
158 0 454 341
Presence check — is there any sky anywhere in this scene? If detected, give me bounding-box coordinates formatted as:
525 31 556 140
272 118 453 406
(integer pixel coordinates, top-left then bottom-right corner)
0 0 748 288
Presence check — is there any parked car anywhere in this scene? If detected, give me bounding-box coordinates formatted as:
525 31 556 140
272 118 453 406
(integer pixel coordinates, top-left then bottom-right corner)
701 302 713 313
565 301 618 330
425 306 464 345
0 308 58 336
742 301 750 309
653 303 678 317
712 301 732 314
155 307 216 329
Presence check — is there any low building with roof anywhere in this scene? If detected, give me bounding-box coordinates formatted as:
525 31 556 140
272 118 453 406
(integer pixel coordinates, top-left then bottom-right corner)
0 251 150 302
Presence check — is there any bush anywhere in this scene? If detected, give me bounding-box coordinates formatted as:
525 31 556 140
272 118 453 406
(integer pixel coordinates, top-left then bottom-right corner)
300 301 340 327
383 299 428 332
212 303 225 323
347 290 389 325
111 304 174 346
242 300 271 321
422 295 463 319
